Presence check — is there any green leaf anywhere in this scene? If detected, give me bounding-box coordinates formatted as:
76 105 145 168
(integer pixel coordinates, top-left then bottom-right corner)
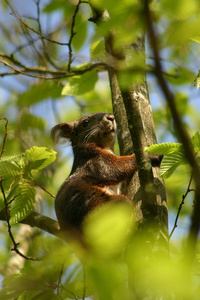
192 132 200 153
0 161 21 179
64 281 93 299
161 0 199 20
0 155 22 162
90 40 105 61
159 152 186 178
72 14 88 51
43 0 67 12
0 267 45 299
21 113 46 131
145 143 183 155
0 197 5 212
166 68 196 86
62 69 98 96
165 19 200 46
18 81 62 106
10 183 36 225
25 146 57 172
83 203 133 257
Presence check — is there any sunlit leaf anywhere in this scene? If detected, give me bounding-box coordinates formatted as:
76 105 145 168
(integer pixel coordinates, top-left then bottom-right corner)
159 152 186 178
165 19 200 46
161 0 199 20
62 69 98 96
0 161 21 178
10 183 36 224
25 146 57 172
0 155 22 162
72 14 88 52
90 40 105 61
145 142 183 155
64 281 93 299
192 131 200 153
83 203 133 257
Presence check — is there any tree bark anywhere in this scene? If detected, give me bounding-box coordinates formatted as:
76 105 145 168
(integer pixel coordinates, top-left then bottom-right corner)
105 28 168 252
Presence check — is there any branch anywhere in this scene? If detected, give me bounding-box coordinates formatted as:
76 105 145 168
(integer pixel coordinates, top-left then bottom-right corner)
0 208 61 238
68 0 82 71
144 0 200 260
0 53 107 79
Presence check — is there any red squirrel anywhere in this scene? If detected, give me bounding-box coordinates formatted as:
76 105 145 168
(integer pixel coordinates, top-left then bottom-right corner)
51 113 161 230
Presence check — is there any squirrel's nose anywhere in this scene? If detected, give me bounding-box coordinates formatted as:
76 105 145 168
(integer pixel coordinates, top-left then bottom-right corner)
106 114 115 122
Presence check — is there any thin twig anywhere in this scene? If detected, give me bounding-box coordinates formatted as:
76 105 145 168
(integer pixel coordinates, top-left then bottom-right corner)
68 0 82 71
11 21 69 56
11 12 69 46
7 193 22 205
169 175 194 239
31 180 55 198
35 0 60 69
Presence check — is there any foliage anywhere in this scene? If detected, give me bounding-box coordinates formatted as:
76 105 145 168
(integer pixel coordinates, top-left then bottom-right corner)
0 0 200 299
145 132 200 178
0 146 56 223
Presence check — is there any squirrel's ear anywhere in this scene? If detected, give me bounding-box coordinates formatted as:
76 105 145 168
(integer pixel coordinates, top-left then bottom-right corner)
51 122 74 143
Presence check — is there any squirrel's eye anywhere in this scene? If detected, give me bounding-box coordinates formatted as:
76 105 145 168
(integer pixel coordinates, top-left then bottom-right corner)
82 119 90 127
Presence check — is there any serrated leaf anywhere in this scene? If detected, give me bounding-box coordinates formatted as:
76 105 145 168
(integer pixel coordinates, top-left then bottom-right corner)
61 69 98 96
90 40 105 61
145 143 183 155
192 131 200 153
0 161 21 179
10 183 36 225
159 152 186 178
25 146 57 172
0 155 22 162
21 113 46 131
18 81 62 106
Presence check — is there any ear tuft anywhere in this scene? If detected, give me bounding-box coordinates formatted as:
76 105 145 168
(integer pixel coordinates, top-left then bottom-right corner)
51 122 74 144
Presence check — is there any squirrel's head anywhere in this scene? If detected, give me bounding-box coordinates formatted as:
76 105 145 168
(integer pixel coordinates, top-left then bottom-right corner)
51 113 116 151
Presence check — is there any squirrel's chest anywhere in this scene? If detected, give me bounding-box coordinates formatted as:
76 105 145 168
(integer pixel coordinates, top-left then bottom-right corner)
103 184 121 195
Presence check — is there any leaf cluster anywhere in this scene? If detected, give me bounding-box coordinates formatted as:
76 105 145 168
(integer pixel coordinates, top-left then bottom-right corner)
0 146 56 224
146 131 200 178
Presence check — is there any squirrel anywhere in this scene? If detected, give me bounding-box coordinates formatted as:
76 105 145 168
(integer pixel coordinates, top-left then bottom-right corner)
51 112 162 231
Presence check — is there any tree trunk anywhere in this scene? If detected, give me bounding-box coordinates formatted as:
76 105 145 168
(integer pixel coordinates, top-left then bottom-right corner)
106 34 168 253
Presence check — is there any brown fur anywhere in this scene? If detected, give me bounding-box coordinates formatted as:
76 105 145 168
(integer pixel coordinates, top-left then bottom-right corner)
51 113 161 230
